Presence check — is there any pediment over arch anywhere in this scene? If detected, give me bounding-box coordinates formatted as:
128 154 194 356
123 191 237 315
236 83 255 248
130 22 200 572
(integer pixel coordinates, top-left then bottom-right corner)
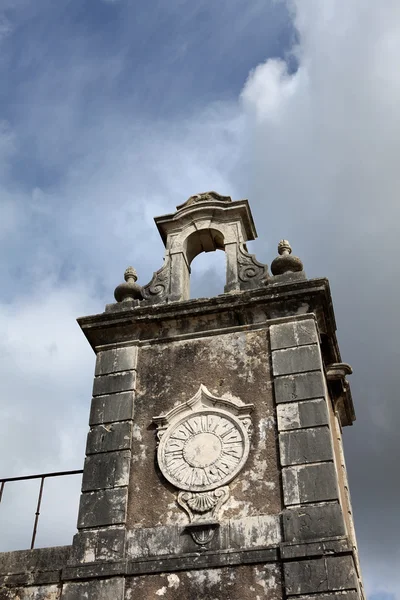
155 194 257 247
176 191 232 211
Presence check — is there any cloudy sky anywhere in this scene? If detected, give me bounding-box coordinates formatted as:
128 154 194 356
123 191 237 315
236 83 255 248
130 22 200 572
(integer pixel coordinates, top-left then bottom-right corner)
0 0 399 597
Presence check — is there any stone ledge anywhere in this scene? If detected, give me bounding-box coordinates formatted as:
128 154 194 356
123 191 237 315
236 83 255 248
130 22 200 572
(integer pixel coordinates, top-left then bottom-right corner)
62 547 279 580
78 278 335 335
78 280 339 361
0 570 62 587
63 561 125 581
0 546 71 578
126 515 281 559
127 546 279 576
294 593 359 600
0 583 62 599
280 536 351 559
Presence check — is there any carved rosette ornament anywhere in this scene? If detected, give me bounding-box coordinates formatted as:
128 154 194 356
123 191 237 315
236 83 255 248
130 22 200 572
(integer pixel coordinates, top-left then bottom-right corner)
153 385 253 545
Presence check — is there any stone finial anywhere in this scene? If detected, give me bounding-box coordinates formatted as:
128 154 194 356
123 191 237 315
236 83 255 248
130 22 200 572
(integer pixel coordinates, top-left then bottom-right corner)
271 240 304 276
278 240 291 255
114 267 143 302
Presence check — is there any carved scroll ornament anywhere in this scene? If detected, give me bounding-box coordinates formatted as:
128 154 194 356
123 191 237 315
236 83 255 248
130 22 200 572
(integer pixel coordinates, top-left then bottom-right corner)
141 253 171 304
237 243 269 290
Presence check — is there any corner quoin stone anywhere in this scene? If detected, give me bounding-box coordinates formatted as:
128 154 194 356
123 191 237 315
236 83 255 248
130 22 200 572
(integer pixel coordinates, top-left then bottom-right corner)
269 319 318 351
277 398 328 431
274 371 325 404
69 527 126 564
282 462 339 505
282 502 346 542
77 487 128 529
89 391 134 426
86 421 133 455
272 345 321 376
92 371 136 397
279 427 334 466
81 450 131 492
95 347 138 376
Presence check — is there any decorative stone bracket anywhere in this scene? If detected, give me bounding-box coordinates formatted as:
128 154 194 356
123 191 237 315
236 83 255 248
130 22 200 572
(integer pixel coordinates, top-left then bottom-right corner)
326 362 355 426
178 487 230 545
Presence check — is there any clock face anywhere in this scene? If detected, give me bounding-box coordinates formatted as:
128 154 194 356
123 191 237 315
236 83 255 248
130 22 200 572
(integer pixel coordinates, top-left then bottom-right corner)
158 410 249 492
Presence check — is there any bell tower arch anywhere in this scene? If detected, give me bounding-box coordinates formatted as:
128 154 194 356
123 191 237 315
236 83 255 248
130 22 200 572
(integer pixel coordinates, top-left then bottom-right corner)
142 191 269 303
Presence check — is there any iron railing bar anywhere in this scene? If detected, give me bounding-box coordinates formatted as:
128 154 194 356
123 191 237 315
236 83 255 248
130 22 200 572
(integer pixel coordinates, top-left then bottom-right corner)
0 469 83 484
0 469 84 550
30 477 45 550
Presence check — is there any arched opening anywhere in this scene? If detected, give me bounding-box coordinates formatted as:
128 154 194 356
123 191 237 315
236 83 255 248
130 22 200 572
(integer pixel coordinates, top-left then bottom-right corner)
185 227 227 299
185 228 225 265
189 248 226 299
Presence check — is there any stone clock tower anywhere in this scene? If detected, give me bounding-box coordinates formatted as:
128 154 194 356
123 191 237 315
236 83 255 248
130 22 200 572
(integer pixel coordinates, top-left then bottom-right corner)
0 192 364 600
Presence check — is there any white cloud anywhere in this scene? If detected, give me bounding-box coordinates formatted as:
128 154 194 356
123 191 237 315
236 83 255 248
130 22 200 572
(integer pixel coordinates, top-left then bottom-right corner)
238 1 400 597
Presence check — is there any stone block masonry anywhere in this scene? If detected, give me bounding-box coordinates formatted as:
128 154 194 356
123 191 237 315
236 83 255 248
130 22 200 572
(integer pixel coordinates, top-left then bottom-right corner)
270 316 361 598
0 288 363 600
73 345 138 565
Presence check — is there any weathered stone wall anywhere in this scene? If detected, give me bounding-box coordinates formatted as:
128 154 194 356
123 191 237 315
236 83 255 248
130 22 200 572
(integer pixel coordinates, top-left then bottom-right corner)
125 564 281 600
0 280 363 600
0 546 70 600
128 329 280 529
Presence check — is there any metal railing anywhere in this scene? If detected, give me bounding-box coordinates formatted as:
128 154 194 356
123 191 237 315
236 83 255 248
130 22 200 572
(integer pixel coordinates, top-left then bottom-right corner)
0 470 83 550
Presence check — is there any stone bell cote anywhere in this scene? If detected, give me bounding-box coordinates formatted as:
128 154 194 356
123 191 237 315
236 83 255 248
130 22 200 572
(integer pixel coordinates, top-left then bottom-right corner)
141 191 269 303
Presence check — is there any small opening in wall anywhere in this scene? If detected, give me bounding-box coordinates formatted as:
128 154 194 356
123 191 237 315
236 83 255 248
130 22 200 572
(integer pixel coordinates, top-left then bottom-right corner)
190 250 226 299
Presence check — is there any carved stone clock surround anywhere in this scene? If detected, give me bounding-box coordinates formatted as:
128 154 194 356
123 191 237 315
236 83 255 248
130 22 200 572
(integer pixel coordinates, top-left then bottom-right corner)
153 385 254 543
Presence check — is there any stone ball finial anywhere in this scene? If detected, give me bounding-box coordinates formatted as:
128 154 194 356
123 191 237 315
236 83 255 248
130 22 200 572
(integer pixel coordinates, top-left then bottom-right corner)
271 240 304 275
114 266 143 302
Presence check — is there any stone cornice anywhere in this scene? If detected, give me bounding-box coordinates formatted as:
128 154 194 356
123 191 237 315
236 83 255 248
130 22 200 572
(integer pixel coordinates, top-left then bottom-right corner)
78 278 336 350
